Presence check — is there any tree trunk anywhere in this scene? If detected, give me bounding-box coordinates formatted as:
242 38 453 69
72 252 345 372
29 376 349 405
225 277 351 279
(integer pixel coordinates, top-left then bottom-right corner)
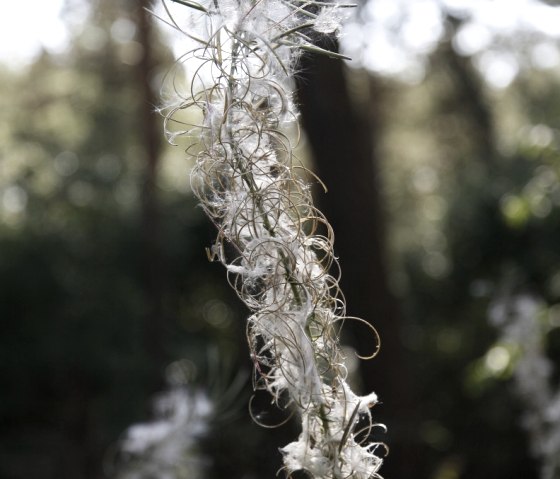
136 0 165 365
296 46 425 479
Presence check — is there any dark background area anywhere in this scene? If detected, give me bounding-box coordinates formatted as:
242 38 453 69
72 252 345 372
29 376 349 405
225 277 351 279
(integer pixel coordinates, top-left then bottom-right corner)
1 0 560 478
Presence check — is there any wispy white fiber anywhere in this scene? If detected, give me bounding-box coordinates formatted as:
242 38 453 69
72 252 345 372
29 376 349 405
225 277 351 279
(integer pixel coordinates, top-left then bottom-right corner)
117 386 212 479
160 0 384 476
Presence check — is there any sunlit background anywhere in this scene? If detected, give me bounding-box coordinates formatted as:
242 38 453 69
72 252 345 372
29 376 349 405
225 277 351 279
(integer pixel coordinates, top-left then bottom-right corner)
1 0 560 478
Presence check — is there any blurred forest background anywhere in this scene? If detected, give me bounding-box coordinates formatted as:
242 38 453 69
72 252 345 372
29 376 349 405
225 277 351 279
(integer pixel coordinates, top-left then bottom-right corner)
1 0 560 478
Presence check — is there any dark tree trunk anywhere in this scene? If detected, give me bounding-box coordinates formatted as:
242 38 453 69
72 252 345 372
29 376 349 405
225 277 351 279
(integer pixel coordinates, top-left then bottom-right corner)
296 44 425 479
439 14 497 169
136 0 166 365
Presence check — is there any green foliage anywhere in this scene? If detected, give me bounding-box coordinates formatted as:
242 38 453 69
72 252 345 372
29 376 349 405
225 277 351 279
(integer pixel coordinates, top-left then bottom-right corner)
0 3 245 477
379 33 560 478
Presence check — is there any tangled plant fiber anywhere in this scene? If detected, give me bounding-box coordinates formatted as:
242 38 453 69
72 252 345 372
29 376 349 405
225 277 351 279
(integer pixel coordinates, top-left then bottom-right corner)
158 0 385 476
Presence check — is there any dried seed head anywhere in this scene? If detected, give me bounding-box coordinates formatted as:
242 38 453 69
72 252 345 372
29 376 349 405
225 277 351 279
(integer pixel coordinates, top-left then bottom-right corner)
159 0 385 476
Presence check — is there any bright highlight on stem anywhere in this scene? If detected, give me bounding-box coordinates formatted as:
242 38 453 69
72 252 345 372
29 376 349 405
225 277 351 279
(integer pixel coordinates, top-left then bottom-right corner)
158 0 385 476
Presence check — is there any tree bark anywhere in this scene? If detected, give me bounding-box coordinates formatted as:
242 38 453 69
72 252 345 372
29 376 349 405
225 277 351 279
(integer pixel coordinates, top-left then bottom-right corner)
296 45 425 479
136 0 166 365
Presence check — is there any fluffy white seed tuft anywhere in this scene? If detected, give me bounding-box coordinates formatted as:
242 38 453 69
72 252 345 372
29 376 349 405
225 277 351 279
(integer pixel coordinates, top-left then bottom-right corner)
160 0 385 476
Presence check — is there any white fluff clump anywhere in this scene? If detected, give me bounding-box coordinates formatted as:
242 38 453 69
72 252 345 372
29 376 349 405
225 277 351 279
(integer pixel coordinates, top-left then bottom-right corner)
117 386 212 479
489 292 560 479
159 0 384 476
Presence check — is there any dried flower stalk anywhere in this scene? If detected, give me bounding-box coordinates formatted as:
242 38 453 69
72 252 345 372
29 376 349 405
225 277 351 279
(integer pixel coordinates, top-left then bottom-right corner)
158 0 385 476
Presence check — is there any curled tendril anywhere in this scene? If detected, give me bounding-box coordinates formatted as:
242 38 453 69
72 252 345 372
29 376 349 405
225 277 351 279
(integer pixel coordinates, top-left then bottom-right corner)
159 0 385 476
